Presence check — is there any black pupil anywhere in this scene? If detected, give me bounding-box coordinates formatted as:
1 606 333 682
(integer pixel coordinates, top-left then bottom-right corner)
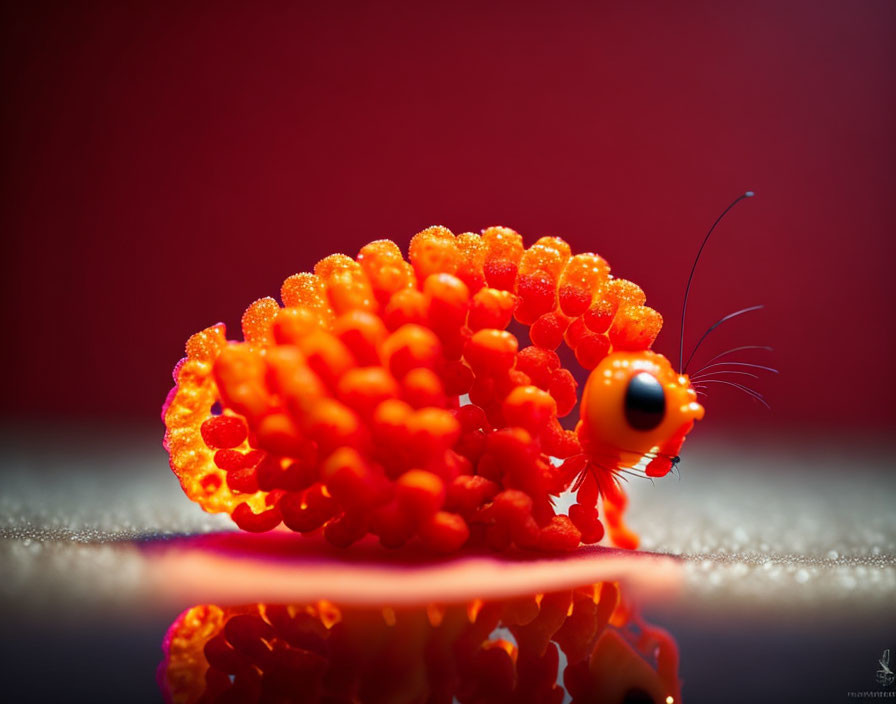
624 372 666 431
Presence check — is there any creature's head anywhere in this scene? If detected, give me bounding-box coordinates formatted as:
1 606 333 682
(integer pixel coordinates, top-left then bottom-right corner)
573 191 762 479
579 351 704 476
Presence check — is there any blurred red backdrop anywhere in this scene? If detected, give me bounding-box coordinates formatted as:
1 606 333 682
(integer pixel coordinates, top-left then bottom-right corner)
1 0 894 432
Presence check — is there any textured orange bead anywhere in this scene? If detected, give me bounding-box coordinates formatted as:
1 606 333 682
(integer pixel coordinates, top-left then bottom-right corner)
569 503 605 544
401 367 446 409
503 386 557 436
454 232 488 293
382 287 429 330
606 278 646 309
357 239 416 305
409 226 459 280
582 297 618 334
321 447 382 509
519 237 571 280
530 311 570 350
515 346 560 389
336 367 400 418
381 324 442 379
558 253 610 317
406 408 461 462
481 226 523 290
332 310 388 366
418 511 470 552
256 412 306 457
280 273 332 316
445 474 500 514
241 297 281 346
537 515 582 551
515 241 568 322
464 329 518 374
231 501 281 532
608 305 663 351
514 274 557 324
575 332 611 370
468 287 515 331
272 307 324 345
296 331 355 390
265 346 324 412
423 272 470 333
548 369 578 417
302 399 362 455
200 416 247 449
213 344 270 420
315 254 377 315
563 316 589 348
396 469 446 520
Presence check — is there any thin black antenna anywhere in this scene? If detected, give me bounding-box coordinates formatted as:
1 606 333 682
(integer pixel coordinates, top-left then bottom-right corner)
683 304 764 373
678 191 754 373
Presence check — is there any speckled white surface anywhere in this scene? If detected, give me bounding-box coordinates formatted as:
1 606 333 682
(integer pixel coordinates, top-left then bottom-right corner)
624 437 896 610
1 426 893 614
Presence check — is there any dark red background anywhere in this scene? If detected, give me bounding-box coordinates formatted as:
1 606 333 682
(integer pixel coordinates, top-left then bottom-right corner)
2 1 894 432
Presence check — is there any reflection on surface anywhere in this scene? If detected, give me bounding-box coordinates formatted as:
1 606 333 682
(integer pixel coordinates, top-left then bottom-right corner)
158 582 679 704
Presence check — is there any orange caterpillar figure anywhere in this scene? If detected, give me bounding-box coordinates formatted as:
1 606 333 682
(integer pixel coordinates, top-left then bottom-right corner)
162 226 704 551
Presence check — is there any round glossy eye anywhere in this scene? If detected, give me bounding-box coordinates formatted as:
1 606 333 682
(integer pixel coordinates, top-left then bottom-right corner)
624 372 666 431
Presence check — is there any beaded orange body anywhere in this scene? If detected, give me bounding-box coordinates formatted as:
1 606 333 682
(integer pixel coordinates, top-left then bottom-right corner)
162 226 704 551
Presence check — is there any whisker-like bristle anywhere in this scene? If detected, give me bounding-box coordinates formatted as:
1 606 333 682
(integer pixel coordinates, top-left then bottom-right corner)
702 344 773 367
702 377 766 399
691 369 760 382
683 305 765 373
697 378 771 409
616 468 647 482
692 360 779 376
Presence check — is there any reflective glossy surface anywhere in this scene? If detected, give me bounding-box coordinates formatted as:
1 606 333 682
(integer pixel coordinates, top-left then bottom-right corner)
157 584 680 704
